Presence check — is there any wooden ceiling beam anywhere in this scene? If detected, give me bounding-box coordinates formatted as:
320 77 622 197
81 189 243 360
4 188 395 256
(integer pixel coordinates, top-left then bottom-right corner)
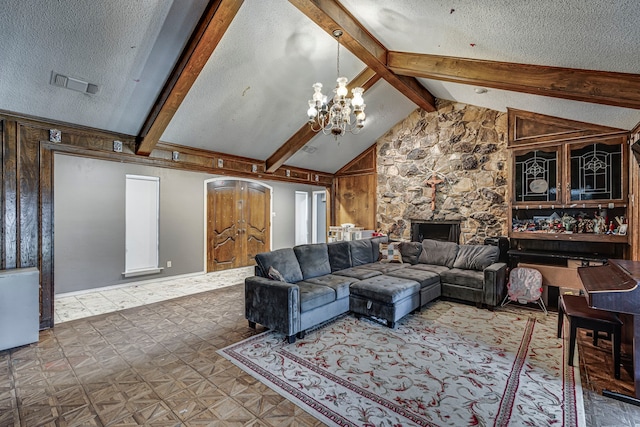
289 0 436 113
265 67 380 173
136 0 244 156
388 51 640 110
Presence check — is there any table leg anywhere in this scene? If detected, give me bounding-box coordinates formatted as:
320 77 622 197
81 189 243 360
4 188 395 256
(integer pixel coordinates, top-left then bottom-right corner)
601 314 640 406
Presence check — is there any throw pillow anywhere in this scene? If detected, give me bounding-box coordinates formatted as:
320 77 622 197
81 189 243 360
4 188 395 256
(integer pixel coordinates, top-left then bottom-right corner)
379 242 403 263
268 266 286 282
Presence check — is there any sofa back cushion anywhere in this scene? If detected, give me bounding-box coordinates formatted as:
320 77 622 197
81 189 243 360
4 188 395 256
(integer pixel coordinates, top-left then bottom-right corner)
327 241 352 272
453 244 500 271
294 243 331 279
418 239 459 268
399 241 422 264
254 248 303 283
349 239 374 266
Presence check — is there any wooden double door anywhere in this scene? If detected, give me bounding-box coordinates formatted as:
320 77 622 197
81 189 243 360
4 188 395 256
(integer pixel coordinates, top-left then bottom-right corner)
207 180 270 272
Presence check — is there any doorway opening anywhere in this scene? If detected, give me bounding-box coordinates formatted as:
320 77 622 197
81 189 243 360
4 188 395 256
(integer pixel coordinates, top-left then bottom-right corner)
295 191 309 245
312 190 327 243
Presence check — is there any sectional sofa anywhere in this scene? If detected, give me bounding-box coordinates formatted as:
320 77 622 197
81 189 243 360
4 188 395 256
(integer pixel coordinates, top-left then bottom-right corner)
245 237 507 343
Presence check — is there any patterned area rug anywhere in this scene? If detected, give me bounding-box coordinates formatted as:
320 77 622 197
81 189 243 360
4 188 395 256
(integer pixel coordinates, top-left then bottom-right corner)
219 301 585 426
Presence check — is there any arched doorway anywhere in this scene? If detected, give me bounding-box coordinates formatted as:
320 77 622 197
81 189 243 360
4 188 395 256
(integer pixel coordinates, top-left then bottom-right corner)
205 179 272 272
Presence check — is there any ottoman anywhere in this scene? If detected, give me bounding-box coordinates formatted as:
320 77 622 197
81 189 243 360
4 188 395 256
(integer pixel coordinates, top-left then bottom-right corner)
349 275 421 328
385 267 441 308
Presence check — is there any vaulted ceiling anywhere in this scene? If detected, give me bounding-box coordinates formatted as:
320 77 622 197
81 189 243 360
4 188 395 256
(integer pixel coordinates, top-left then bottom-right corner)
1 0 639 174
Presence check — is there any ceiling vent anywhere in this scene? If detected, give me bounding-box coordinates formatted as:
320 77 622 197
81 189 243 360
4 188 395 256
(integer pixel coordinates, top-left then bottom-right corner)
50 71 99 95
301 145 317 154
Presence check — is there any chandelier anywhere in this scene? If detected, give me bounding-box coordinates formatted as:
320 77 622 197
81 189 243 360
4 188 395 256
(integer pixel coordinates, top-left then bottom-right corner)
307 29 366 138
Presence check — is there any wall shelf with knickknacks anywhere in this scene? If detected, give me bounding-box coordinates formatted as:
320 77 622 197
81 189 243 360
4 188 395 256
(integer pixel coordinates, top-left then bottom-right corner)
511 206 628 243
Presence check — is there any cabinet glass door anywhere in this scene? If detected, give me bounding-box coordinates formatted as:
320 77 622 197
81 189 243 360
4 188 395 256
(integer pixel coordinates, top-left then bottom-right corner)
569 143 622 201
514 149 558 202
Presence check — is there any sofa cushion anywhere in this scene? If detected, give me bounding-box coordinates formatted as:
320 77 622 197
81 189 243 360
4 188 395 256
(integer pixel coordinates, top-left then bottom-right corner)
453 245 500 271
386 268 440 289
297 282 336 312
379 242 403 263
328 241 352 272
418 239 459 268
399 241 422 264
407 264 450 275
440 268 485 290
349 240 374 266
350 276 420 304
301 274 356 300
370 236 389 261
294 243 331 279
255 248 303 283
333 267 383 280
359 262 407 274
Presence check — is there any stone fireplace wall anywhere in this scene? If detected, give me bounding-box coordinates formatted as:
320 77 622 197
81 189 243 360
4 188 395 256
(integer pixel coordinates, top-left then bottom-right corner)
377 100 508 244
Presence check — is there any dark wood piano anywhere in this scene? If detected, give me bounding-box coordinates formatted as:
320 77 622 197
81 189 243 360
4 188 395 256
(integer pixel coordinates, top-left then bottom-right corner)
578 259 640 402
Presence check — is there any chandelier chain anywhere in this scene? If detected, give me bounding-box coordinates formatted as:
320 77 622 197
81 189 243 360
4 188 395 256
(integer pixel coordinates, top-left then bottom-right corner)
336 35 340 78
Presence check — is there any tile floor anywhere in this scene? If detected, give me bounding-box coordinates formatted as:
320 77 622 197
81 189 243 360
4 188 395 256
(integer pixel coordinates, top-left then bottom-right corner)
54 267 254 324
1 269 639 426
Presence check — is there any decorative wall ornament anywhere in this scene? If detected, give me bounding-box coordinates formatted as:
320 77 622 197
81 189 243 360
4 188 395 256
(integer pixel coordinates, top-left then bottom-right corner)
424 173 444 210
49 129 61 143
113 140 123 153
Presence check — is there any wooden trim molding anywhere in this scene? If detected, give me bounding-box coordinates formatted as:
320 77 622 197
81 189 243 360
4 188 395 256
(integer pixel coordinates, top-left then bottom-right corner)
507 108 627 148
388 51 640 110
335 143 376 176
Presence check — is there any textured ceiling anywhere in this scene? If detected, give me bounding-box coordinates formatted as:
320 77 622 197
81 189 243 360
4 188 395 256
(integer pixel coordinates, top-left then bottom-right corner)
0 0 639 173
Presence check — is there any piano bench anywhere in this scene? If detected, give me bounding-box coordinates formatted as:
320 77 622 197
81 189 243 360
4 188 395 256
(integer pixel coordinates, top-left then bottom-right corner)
557 294 622 379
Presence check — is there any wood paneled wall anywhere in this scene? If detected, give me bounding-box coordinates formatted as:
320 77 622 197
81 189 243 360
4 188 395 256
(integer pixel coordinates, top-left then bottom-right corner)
0 111 334 330
332 145 377 230
2 118 55 329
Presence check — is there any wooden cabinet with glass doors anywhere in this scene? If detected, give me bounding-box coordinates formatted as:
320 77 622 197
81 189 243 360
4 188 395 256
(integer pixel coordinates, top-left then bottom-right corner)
510 137 628 243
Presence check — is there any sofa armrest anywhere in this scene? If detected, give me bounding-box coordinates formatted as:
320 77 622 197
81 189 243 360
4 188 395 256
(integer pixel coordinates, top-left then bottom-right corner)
483 262 508 307
244 276 300 337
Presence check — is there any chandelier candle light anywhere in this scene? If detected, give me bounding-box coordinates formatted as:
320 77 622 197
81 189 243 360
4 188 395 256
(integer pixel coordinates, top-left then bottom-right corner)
307 29 366 138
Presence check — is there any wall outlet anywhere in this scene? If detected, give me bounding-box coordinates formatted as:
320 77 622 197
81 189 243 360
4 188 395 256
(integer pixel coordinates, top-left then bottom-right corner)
167 261 172 268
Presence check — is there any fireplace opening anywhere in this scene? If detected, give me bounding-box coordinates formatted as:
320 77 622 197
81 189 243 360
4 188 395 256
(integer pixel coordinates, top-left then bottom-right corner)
411 220 460 243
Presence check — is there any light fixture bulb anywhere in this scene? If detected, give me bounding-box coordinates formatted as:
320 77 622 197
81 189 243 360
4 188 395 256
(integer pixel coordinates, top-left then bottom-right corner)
336 77 348 97
312 83 324 102
351 87 364 107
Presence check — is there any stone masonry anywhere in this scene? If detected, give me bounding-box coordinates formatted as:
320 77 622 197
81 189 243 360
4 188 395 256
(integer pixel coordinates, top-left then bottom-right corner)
376 100 508 244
